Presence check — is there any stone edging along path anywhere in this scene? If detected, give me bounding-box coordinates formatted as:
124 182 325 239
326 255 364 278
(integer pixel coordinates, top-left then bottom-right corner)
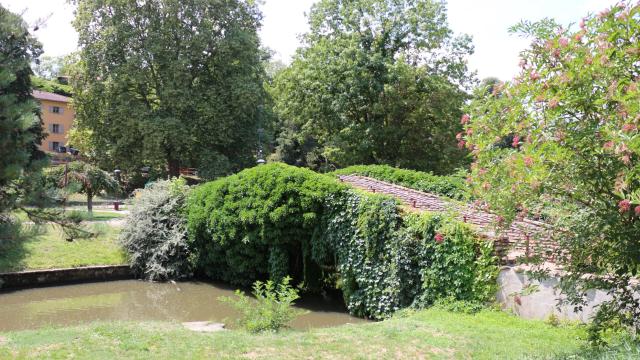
338 175 557 263
0 265 132 290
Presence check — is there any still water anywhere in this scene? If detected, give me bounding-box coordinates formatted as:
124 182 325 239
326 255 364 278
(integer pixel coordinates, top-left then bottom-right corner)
0 280 367 332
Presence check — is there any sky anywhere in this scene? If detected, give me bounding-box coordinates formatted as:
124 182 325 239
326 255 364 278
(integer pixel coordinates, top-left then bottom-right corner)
2 0 620 81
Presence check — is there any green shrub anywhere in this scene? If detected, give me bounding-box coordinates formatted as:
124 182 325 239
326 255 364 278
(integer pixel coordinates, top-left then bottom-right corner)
404 213 499 306
219 276 307 333
187 163 346 287
120 178 192 281
332 165 469 200
188 163 497 320
433 297 485 314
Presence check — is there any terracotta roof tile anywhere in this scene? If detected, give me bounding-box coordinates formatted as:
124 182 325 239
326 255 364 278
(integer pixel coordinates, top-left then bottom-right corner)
32 90 71 103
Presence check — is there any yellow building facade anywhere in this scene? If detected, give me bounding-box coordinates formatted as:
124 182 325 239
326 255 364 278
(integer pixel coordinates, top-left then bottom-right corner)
33 90 74 153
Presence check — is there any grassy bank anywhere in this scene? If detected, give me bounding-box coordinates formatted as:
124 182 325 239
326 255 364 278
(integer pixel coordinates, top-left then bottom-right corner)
0 308 592 359
0 224 126 272
11 209 126 223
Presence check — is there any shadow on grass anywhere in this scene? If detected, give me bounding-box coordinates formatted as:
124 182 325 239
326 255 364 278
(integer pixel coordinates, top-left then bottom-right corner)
0 221 46 273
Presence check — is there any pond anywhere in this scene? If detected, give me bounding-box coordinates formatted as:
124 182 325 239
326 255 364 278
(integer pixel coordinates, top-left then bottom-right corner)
0 280 367 332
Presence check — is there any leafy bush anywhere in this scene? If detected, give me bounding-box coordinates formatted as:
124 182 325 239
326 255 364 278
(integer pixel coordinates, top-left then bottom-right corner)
187 163 497 319
120 178 192 281
219 276 307 333
464 2 640 340
332 165 469 200
433 297 485 314
187 163 346 287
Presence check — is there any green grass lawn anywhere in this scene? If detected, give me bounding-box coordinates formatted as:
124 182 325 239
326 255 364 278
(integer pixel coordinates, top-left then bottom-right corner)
0 308 597 359
11 210 126 223
0 223 126 272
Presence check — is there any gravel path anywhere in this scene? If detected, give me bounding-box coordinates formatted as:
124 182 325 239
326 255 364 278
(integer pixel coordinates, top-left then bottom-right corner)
339 175 557 262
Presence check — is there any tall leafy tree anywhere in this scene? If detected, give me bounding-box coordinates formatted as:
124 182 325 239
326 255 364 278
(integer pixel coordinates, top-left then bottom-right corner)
0 5 45 215
270 0 474 173
464 2 640 341
71 0 269 178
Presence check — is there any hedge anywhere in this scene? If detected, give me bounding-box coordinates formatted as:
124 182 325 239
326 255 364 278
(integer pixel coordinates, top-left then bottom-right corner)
332 165 469 200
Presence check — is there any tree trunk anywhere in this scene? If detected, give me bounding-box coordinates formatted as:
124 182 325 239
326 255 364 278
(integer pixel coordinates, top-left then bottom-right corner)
87 193 93 214
168 158 180 178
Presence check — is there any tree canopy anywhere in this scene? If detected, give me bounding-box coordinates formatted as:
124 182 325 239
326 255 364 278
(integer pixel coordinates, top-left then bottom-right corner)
269 0 474 173
71 0 270 178
464 2 640 340
0 5 45 214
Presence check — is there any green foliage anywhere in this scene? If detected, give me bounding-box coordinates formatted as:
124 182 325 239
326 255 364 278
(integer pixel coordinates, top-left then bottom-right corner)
332 164 469 200
120 179 192 281
188 163 497 319
44 162 120 213
219 276 307 333
187 163 346 287
405 213 498 306
464 1 640 340
0 5 46 215
269 0 473 173
72 0 270 178
433 297 485 314
30 76 72 97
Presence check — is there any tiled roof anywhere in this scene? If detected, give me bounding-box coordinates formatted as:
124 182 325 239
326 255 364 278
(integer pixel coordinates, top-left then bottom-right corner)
32 90 71 103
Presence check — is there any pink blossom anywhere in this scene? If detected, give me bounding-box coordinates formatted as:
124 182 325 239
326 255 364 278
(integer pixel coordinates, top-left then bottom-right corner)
530 71 540 81
524 156 534 167
579 18 586 29
548 98 559 109
458 140 466 149
559 37 569 47
512 135 520 148
598 9 610 19
460 114 470 124
456 132 463 141
622 123 637 133
619 199 631 213
574 32 584 42
482 182 491 191
621 154 631 165
434 233 444 244
603 141 615 149
466 127 473 136
585 56 593 65
635 206 640 217
479 168 487 175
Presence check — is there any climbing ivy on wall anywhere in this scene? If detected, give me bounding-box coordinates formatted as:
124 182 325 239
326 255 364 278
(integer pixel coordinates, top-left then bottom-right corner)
186 163 498 319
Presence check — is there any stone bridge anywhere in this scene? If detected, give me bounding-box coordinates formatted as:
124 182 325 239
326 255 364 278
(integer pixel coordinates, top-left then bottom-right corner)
339 175 557 264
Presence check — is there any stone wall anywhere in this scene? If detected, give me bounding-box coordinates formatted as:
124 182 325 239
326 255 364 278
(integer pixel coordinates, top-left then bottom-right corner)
496 266 610 321
0 265 132 289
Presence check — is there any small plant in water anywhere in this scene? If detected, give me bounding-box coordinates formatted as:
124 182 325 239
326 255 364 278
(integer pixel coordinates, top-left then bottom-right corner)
219 276 308 333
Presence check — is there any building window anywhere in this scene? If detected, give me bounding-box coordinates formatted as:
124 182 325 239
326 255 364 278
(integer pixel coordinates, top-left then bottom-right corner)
51 141 60 152
52 124 60 134
52 106 61 114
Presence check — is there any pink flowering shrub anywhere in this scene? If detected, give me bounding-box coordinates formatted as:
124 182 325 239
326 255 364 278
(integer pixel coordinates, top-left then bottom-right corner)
464 2 640 342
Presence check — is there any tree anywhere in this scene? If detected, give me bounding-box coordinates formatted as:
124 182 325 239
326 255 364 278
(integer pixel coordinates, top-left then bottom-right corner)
71 0 270 179
464 2 640 341
0 5 46 215
269 0 474 173
46 162 119 213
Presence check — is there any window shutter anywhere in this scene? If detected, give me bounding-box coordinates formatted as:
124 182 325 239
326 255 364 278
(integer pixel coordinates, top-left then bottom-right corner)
48 106 53 113
60 124 64 133
48 142 53 151
48 124 53 132
59 107 64 115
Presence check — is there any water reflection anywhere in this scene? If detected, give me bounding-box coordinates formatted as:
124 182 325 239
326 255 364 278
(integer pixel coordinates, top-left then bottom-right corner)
0 280 366 331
